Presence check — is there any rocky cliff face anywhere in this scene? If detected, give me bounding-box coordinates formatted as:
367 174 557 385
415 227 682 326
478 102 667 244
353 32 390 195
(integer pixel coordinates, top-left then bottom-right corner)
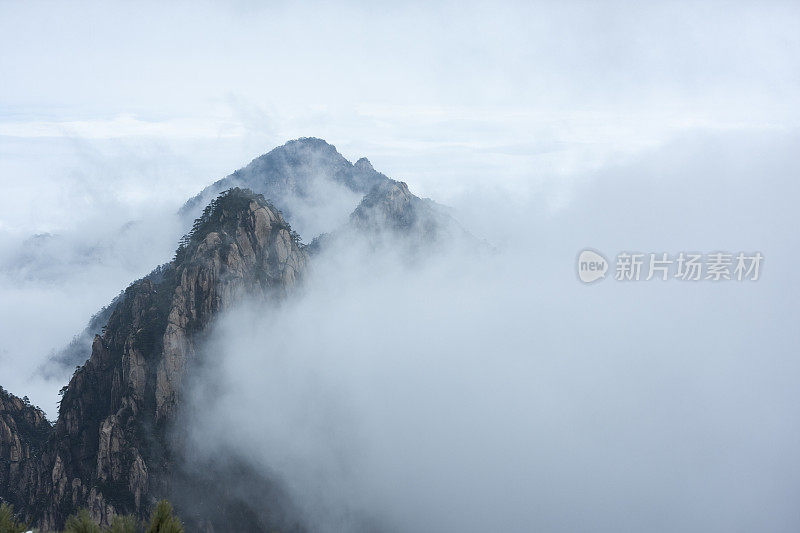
0 387 51 514
1 188 307 531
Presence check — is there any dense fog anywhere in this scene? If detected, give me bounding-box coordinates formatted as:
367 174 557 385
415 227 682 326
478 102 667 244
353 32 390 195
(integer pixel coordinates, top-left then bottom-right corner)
183 130 800 532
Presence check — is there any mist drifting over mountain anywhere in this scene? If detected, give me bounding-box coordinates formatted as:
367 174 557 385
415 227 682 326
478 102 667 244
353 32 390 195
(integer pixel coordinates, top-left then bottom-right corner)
177 131 800 533
1 1 799 532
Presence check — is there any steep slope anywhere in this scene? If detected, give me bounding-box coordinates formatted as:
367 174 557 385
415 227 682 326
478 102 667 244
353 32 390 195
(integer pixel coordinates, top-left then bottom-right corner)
181 137 390 237
1 188 307 530
350 179 456 237
310 178 479 255
45 139 471 377
0 387 51 514
41 299 118 377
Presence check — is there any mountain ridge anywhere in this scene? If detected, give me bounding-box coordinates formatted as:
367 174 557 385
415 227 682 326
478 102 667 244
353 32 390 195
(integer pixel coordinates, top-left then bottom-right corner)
45 138 473 374
3 139 479 530
1 188 308 530
180 137 391 233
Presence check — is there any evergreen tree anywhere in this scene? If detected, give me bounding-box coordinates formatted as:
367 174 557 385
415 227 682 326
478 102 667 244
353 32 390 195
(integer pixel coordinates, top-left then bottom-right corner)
108 514 139 533
145 501 183 533
63 509 101 533
0 503 28 533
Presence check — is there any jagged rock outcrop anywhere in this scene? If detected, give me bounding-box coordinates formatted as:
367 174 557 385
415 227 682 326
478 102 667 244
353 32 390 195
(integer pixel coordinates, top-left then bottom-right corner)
309 178 478 255
0 387 51 513
1 188 307 531
350 179 447 236
42 296 120 377
353 157 374 172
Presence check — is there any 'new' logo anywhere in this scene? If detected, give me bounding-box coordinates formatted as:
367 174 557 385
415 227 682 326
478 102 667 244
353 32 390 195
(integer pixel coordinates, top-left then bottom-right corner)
577 249 608 283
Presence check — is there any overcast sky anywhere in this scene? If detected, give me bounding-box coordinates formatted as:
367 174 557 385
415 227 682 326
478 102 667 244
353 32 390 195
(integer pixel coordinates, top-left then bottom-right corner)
1 0 798 223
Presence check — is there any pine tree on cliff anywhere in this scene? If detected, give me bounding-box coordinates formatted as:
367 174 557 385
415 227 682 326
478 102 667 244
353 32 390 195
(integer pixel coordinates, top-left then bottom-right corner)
108 514 138 533
63 509 101 533
0 503 28 533
146 500 183 533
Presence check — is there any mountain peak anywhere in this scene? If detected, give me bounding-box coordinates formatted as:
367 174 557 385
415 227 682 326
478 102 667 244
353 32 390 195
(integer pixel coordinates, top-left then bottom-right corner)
344 178 479 249
273 136 339 155
354 157 374 171
181 139 390 238
180 188 278 249
349 179 427 233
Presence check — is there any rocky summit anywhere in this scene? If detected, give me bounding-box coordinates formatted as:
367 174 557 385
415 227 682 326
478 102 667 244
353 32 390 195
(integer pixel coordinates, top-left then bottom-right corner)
181 137 391 230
